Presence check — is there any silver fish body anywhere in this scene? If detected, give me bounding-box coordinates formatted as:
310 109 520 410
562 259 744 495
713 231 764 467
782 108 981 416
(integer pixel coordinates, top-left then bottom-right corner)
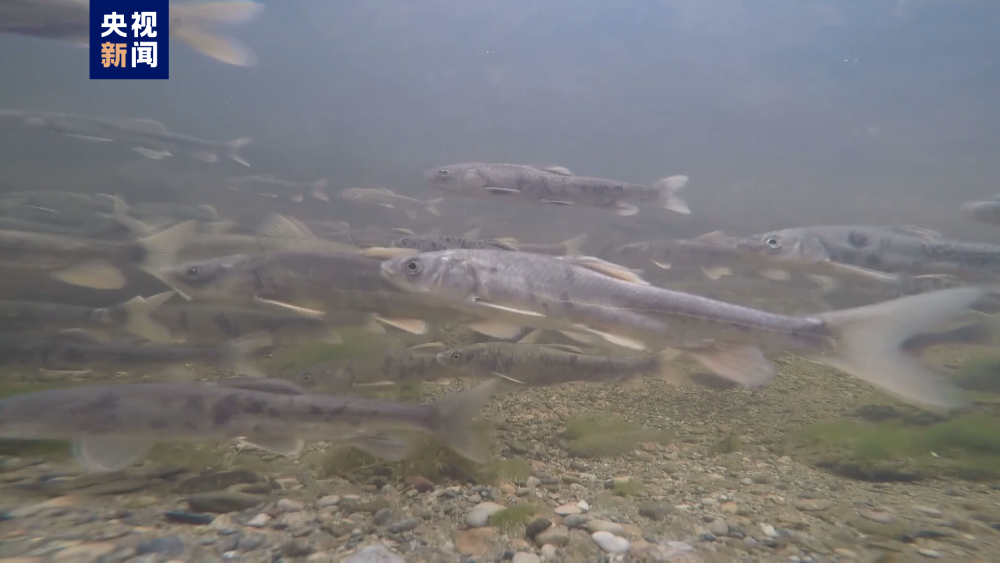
391 235 518 253
337 188 442 219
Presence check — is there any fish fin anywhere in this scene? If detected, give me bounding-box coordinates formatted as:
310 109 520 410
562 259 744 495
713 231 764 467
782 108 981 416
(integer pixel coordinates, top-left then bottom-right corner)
693 231 728 244
426 198 443 217
65 134 113 142
142 290 177 310
805 274 838 292
372 316 428 335
284 216 317 238
256 213 308 238
615 202 639 216
540 199 573 205
193 151 219 163
561 255 649 285
242 436 304 456
811 287 984 412
225 137 253 166
558 330 601 345
290 194 304 203
391 228 416 235
462 227 483 239
405 209 418 219
538 344 585 354
137 221 200 298
758 269 791 281
494 237 519 245
825 262 901 285
406 342 448 352
365 317 388 334
202 220 237 234
72 436 152 473
346 432 415 461
491 371 525 385
50 261 126 290
467 321 525 340
429 380 501 463
560 233 588 256
652 260 671 270
254 297 326 318
218 332 272 376
517 329 543 344
683 344 775 388
133 147 171 160
581 328 649 351
471 299 546 317
118 295 173 343
358 247 416 259
651 174 691 214
171 20 258 67
217 376 308 395
100 193 156 236
310 179 330 201
484 186 521 194
541 166 574 176
701 266 731 280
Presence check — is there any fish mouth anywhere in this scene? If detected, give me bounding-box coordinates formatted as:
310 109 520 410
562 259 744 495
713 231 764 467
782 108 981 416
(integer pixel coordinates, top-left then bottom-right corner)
733 240 764 256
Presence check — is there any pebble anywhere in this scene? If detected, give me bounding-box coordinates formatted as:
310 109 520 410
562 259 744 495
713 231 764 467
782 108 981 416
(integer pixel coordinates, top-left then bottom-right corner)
586 519 624 536
163 510 214 525
512 552 541 563
554 503 581 516
794 498 833 511
563 514 587 528
860 509 897 524
540 544 558 559
372 508 392 526
591 531 630 554
465 502 506 528
638 501 672 521
136 536 185 557
186 492 263 514
387 517 420 534
246 513 271 528
915 506 943 517
535 525 570 547
281 539 314 557
343 543 405 563
525 518 552 538
760 523 778 538
277 498 304 512
315 495 340 508
917 548 942 558
707 518 729 536
751 473 775 484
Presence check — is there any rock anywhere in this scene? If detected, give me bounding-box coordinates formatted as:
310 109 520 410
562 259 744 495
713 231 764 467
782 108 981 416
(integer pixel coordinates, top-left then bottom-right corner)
540 544 558 559
512 553 541 563
405 475 435 493
372 508 392 526
343 544 405 563
315 495 340 508
638 501 673 521
277 498 304 512
860 509 897 524
707 518 729 536
525 476 540 489
759 523 778 538
592 531 630 554
136 536 185 557
163 510 214 525
281 539 315 557
915 506 943 517
174 470 259 493
751 473 775 484
576 500 590 512
465 502 506 528
554 502 581 516
795 498 833 511
454 527 499 557
246 513 271 528
52 542 117 563
186 491 262 514
525 518 552 539
563 514 587 528
917 548 942 558
534 525 570 547
387 518 420 534
586 520 625 536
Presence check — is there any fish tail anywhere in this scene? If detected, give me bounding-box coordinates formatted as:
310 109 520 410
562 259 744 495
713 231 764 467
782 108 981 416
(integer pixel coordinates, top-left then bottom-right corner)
170 1 264 67
136 220 199 299
116 292 175 343
225 137 253 166
49 261 127 290
218 332 273 377
426 198 443 217
812 287 985 412
561 233 588 256
428 379 501 463
651 175 691 215
310 179 330 201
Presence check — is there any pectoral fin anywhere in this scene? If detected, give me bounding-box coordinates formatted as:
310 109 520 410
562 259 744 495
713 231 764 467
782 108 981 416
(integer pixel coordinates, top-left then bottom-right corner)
758 269 791 281
484 186 521 194
467 321 525 339
540 199 573 205
346 432 415 461
615 202 639 216
72 436 153 473
371 316 428 335
254 298 326 319
683 344 775 388
701 267 732 280
242 435 305 456
561 256 649 285
471 299 545 317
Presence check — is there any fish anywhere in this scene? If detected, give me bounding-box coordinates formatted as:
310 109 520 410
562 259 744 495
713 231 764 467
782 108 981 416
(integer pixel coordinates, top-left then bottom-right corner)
735 225 1000 285
379 249 984 411
0 377 500 472
154 250 476 335
0 330 271 376
425 163 691 217
227 175 330 202
0 220 197 290
358 231 519 259
436 341 679 387
0 0 264 67
337 187 443 220
490 233 589 256
151 300 344 346
961 196 1000 227
0 110 253 165
0 291 174 343
605 231 746 280
293 342 452 391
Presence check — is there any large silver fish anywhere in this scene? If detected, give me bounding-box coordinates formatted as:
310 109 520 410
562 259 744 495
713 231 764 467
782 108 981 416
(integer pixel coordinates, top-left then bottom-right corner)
0 0 264 66
426 163 690 217
379 249 984 411
0 378 499 472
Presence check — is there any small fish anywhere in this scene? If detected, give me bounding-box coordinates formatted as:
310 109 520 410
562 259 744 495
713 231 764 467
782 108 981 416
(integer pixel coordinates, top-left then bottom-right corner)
359 231 519 259
0 1 264 67
0 292 174 343
426 163 691 217
606 231 745 280
227 175 330 202
961 196 1000 227
0 110 252 165
337 187 443 220
0 377 500 472
293 342 452 391
436 341 680 387
380 248 982 412
151 299 343 346
492 233 588 256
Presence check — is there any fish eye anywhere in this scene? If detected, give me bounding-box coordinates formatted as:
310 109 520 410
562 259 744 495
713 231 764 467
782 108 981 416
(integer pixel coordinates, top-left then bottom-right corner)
300 373 312 381
451 352 462 360
400 240 412 247
186 266 200 277
765 237 781 249
437 169 451 179
403 259 423 275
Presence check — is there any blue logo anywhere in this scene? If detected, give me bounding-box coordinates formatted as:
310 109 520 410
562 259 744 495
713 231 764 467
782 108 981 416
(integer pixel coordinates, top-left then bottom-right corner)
90 0 170 79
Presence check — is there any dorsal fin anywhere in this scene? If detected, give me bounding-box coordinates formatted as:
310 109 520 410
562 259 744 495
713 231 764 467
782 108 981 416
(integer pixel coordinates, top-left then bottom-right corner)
559 256 649 285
